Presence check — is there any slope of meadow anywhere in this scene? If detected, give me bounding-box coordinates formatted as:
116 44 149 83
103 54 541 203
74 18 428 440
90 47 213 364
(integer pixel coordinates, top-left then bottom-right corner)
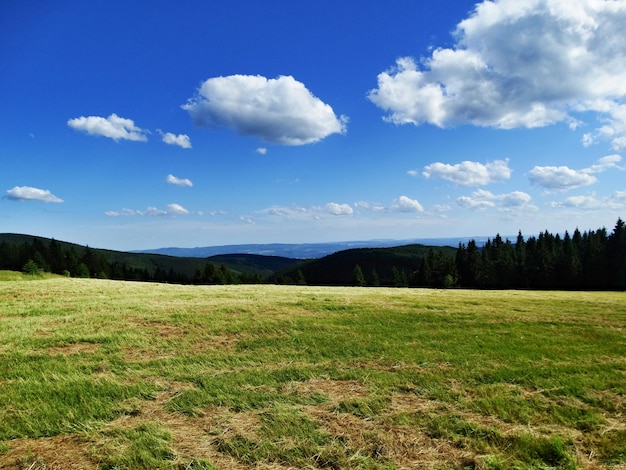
0 275 624 469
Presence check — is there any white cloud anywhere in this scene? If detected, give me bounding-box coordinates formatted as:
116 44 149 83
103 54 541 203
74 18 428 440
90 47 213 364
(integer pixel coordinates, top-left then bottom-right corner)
165 203 189 215
433 204 452 213
528 166 596 191
67 113 148 141
354 201 385 212
582 103 626 150
249 202 354 223
105 203 191 217
368 0 626 147
249 197 424 224
457 188 533 211
182 74 347 145
104 208 138 217
356 197 425 214
423 159 511 186
5 186 63 203
160 131 191 148
391 195 424 213
549 190 626 210
322 202 354 216
613 190 626 203
457 195 496 210
551 194 602 210
585 154 622 173
264 206 305 219
256 147 268 155
166 174 193 187
529 154 621 191
500 191 532 207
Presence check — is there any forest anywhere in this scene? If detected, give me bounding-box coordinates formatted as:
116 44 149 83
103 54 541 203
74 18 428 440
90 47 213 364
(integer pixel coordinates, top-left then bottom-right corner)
0 236 263 285
453 217 626 290
1 218 625 290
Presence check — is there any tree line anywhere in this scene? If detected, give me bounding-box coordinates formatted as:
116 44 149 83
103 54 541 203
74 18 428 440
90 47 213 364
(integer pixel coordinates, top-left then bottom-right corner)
413 217 625 290
0 237 262 284
2 217 625 290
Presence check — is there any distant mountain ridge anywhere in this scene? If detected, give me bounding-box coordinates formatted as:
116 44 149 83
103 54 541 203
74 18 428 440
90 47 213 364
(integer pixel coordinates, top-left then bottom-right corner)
134 237 486 259
0 232 457 286
0 233 296 279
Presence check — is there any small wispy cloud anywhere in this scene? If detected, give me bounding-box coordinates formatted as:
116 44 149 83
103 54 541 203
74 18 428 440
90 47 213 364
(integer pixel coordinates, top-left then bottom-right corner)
67 113 148 142
457 189 535 211
256 147 268 155
5 186 63 203
355 196 424 214
166 174 193 187
354 201 385 212
105 203 191 217
422 159 511 186
159 131 192 148
529 155 622 191
320 202 354 216
248 201 355 223
549 190 626 211
391 195 424 213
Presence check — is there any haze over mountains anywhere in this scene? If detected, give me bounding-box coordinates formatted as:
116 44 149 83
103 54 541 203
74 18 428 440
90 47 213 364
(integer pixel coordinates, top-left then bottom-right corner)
134 237 489 259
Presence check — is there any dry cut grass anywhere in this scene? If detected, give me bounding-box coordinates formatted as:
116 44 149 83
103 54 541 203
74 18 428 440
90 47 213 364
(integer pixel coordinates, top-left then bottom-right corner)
0 277 625 469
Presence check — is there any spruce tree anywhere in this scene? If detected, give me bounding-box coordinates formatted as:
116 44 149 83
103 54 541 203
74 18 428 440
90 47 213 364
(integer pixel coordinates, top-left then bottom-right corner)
351 265 366 286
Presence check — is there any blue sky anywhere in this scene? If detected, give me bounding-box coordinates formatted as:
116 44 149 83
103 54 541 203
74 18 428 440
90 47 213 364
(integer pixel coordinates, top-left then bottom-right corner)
2 0 625 251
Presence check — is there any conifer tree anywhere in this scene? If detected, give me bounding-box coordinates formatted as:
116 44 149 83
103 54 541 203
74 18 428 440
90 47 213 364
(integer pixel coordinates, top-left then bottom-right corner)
351 264 366 286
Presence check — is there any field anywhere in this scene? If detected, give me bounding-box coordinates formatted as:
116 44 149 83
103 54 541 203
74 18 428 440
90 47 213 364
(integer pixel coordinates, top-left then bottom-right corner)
0 274 624 469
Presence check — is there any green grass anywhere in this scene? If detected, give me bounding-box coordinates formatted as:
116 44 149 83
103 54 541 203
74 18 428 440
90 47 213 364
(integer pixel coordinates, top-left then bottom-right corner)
0 277 624 469
0 270 62 282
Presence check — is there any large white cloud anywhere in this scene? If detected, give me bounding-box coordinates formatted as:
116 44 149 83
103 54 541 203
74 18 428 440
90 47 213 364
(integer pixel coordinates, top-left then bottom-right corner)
368 0 626 147
5 186 63 203
529 154 621 190
67 113 148 142
422 159 511 186
182 74 347 145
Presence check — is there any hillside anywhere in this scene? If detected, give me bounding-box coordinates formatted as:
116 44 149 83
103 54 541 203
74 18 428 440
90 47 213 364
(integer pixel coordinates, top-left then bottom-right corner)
277 244 457 286
1 233 455 286
3 218 624 289
206 253 302 278
135 237 476 259
0 233 298 281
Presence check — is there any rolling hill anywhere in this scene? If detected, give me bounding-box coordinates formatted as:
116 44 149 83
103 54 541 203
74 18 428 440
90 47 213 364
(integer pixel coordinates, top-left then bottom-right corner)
0 233 457 286
276 244 458 286
134 237 477 259
0 234 298 280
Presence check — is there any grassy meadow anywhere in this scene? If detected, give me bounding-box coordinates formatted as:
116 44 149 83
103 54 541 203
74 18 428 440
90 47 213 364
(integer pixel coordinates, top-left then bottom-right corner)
0 273 624 469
